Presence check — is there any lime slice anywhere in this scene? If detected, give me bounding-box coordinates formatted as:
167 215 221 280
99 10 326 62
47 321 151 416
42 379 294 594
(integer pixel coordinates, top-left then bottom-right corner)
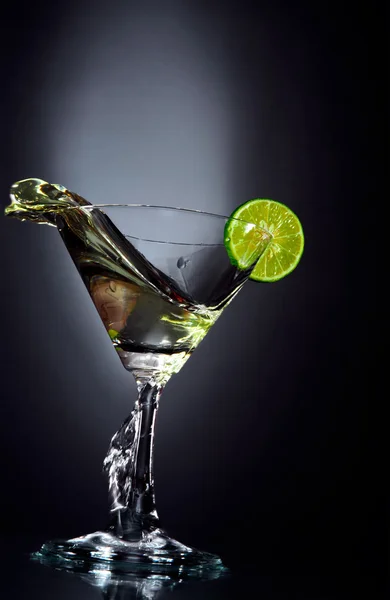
225 198 304 282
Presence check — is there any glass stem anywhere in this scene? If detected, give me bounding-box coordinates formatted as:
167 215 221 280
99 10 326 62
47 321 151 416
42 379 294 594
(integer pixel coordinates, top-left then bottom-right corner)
104 379 163 539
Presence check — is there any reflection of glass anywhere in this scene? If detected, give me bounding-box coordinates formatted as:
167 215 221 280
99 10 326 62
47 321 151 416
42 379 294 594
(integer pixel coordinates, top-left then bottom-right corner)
33 552 227 600
5 179 271 575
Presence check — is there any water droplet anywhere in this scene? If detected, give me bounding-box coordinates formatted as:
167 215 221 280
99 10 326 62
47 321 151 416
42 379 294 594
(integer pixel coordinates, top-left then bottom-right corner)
177 257 190 269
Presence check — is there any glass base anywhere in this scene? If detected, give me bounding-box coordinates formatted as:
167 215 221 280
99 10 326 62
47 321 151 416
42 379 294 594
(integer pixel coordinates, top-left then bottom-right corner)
32 529 227 577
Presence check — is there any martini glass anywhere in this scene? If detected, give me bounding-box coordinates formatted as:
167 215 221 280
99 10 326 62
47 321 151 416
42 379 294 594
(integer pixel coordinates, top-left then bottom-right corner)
5 179 271 576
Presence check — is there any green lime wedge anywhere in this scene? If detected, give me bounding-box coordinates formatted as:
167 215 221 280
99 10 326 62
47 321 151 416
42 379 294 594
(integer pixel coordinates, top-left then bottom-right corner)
225 198 304 282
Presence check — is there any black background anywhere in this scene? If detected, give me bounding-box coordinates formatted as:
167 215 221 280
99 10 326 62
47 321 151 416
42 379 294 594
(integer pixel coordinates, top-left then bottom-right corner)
0 0 383 598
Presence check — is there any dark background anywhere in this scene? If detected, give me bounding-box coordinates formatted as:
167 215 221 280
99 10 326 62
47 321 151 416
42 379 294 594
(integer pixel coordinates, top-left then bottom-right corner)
0 0 383 598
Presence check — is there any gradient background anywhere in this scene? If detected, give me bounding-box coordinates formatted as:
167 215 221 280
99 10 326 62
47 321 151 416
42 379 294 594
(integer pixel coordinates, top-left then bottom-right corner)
0 0 382 598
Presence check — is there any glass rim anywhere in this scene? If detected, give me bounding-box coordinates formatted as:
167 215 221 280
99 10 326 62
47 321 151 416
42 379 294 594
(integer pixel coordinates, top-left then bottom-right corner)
77 203 271 247
85 203 266 231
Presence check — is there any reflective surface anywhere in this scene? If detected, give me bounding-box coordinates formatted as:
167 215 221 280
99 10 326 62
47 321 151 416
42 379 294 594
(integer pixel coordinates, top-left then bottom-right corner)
0 535 380 600
33 552 227 600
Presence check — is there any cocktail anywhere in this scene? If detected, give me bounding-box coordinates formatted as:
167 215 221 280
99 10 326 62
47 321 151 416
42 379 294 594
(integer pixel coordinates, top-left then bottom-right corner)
5 178 304 576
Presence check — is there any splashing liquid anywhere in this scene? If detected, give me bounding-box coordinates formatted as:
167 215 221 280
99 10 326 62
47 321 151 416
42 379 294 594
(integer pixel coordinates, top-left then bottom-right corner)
5 178 245 570
5 178 229 538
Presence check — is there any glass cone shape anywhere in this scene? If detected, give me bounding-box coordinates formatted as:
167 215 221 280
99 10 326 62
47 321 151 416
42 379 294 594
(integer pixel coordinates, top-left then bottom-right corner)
5 178 271 576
